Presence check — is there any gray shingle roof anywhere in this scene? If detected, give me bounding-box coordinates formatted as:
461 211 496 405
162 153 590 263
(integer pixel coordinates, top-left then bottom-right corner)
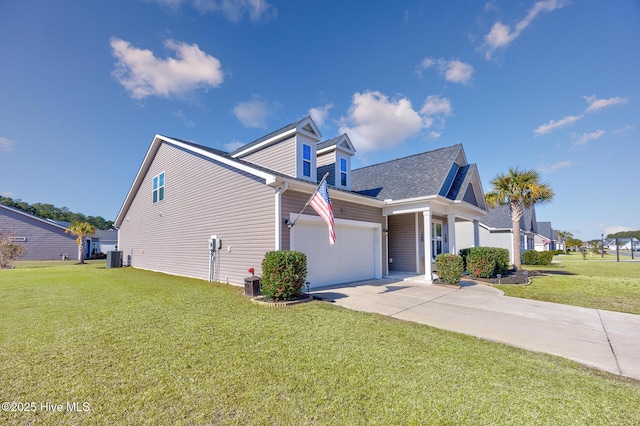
350 144 462 200
483 204 537 232
537 221 553 239
317 135 342 151
229 117 308 155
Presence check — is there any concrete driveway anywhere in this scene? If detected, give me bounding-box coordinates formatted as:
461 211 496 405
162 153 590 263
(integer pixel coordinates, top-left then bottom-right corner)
311 278 640 381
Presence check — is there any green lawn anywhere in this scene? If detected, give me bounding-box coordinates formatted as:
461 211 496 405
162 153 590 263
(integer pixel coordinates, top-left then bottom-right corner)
496 253 640 314
1 261 639 425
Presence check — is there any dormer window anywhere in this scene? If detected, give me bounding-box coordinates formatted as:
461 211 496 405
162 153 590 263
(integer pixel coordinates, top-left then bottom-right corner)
302 144 311 177
340 158 347 187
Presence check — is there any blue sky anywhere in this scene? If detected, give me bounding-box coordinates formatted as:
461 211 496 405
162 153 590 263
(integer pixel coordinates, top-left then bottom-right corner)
1 0 638 241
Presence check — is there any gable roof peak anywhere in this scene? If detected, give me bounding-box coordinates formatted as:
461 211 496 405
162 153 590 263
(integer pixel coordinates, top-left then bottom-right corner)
317 133 356 154
230 116 321 158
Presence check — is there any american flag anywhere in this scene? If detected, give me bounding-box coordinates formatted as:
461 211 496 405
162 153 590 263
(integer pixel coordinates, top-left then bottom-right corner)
309 180 336 245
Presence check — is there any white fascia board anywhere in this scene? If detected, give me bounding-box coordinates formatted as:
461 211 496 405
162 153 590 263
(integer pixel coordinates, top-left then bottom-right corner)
230 128 297 158
270 177 383 208
317 135 356 156
115 135 163 226
115 135 277 227
164 136 275 182
382 195 487 219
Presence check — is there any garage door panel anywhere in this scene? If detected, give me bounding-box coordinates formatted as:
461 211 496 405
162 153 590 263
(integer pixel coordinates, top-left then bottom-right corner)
293 221 377 288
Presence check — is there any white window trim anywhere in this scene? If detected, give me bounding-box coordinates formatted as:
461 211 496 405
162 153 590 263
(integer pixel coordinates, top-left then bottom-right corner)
153 171 165 203
336 154 350 189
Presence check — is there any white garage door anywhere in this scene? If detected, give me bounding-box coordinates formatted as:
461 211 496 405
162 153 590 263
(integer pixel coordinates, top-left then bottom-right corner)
291 215 380 288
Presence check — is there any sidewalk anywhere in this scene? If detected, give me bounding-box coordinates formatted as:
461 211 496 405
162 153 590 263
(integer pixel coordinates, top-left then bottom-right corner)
311 278 640 380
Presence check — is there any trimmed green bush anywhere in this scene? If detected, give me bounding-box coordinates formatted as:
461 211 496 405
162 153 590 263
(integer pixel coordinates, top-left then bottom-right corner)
522 250 554 266
435 254 464 285
465 247 509 278
260 250 307 301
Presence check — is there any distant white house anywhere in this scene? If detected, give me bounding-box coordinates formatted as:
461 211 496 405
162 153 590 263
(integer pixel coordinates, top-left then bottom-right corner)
606 238 640 251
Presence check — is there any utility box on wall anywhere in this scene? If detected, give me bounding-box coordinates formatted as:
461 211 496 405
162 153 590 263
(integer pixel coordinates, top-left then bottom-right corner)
244 276 261 297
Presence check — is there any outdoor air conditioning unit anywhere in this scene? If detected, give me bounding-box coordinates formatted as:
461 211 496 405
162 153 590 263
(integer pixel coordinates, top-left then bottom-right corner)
106 251 122 268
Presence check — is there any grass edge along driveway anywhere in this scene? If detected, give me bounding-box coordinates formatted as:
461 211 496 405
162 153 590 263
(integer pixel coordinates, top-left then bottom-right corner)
496 253 640 315
1 261 639 425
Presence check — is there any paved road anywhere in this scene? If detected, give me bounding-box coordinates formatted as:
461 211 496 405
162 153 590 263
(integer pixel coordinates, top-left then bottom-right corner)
311 278 640 380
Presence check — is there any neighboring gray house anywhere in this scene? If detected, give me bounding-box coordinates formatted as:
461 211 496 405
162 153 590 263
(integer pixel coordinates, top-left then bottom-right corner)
457 204 538 264
535 221 558 252
96 229 118 254
115 117 487 287
0 204 77 260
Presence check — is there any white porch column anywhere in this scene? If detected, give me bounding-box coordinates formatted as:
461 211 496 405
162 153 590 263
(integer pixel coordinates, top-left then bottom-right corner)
473 220 480 247
423 210 433 283
447 214 456 255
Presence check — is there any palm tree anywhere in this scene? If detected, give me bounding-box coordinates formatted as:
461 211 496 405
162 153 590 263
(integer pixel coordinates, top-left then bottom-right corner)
65 221 97 264
485 167 554 270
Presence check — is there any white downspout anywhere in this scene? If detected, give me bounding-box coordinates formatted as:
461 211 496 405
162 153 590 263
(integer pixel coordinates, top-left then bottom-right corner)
274 183 289 250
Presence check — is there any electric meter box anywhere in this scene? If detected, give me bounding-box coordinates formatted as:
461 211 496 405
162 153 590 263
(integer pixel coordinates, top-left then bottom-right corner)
208 235 222 251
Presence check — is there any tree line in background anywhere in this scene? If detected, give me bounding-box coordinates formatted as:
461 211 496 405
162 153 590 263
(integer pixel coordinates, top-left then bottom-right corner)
606 230 640 240
0 196 114 230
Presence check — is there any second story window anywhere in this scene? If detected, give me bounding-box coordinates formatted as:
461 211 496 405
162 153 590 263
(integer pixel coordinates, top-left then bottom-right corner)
302 144 311 177
153 172 165 203
340 157 347 186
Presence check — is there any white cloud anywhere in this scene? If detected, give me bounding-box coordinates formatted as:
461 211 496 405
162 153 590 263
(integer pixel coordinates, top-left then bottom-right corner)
0 137 16 151
419 57 474 84
192 0 276 22
419 95 452 116
338 91 450 152
146 0 276 22
111 38 224 100
538 160 572 173
173 109 195 127
1 191 15 197
534 114 581 136
574 130 605 146
233 95 279 128
224 140 245 152
308 103 333 127
612 124 635 134
483 0 567 59
583 95 628 113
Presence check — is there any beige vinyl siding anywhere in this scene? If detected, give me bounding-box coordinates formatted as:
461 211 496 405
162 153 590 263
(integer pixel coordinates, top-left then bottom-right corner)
388 214 416 273
479 227 515 264
316 151 335 167
454 221 477 252
118 142 275 285
281 189 387 275
240 137 296 176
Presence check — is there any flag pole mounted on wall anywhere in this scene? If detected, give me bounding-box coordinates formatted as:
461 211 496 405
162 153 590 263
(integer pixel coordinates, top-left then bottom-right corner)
286 172 336 245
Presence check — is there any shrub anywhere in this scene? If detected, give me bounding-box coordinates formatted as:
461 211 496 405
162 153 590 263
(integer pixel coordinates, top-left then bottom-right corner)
465 247 509 278
260 250 307 301
435 254 464 285
0 230 27 269
522 250 538 265
522 250 554 266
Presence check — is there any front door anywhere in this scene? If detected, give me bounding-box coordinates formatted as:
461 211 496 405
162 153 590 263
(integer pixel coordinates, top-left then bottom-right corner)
432 221 443 259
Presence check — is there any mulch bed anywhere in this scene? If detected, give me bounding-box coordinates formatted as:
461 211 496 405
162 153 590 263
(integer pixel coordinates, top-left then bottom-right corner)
470 269 539 285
